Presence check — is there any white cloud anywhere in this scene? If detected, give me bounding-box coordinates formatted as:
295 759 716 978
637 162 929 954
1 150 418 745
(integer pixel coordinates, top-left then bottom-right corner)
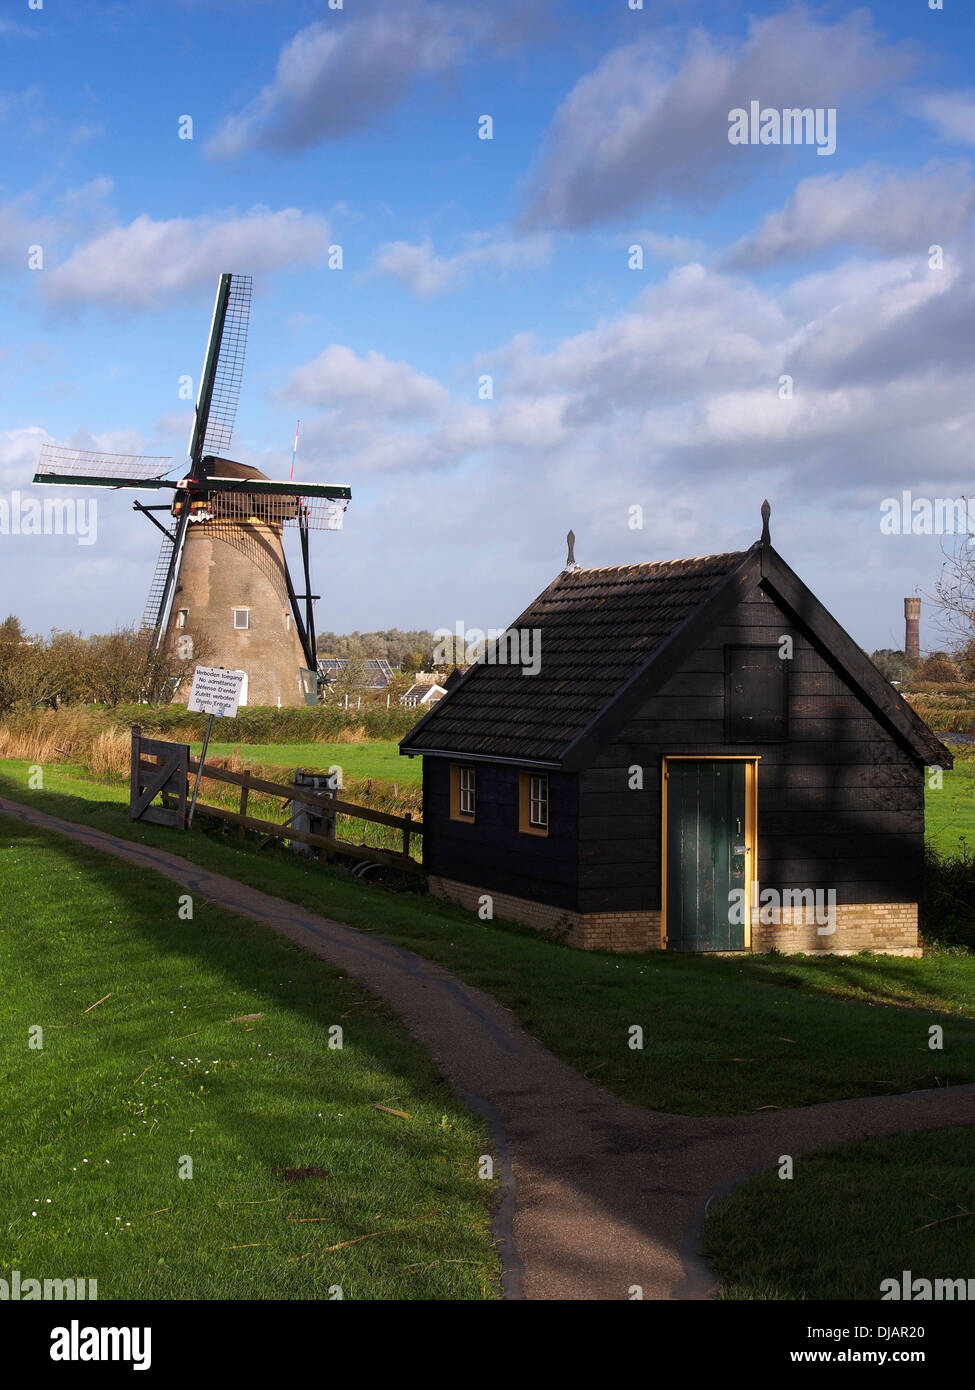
784 253 973 389
729 162 974 266
57 175 114 218
0 19 40 38
370 232 551 295
209 3 472 158
282 345 449 419
520 8 915 229
0 176 117 276
153 410 194 440
0 427 49 488
498 262 788 412
291 240 975 504
0 193 53 272
919 90 975 146
42 206 330 310
631 231 707 262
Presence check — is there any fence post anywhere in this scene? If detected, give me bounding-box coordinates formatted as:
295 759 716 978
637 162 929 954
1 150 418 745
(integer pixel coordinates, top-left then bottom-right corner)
129 725 141 819
238 773 250 842
403 811 412 859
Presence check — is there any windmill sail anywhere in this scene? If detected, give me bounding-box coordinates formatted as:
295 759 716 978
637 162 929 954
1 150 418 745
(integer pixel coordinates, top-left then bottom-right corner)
189 273 252 474
34 444 173 488
149 272 255 643
141 532 178 632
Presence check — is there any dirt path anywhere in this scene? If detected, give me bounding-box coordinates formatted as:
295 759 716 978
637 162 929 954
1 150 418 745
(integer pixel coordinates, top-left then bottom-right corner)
4 794 974 1301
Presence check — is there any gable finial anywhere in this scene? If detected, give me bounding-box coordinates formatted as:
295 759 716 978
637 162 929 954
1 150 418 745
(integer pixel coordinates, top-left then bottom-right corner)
760 499 771 546
564 529 579 572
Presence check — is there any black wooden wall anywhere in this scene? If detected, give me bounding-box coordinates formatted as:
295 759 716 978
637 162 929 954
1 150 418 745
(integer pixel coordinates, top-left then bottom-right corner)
420 757 579 908
576 583 925 914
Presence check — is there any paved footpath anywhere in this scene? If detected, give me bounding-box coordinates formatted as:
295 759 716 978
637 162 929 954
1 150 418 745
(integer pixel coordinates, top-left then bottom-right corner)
4 794 974 1301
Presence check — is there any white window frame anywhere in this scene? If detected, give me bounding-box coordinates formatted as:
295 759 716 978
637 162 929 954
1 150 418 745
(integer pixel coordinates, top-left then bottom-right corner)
459 765 475 818
233 609 250 630
529 774 549 829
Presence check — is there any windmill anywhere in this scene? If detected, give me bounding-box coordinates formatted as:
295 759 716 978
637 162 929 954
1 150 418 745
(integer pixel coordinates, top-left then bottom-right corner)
33 273 351 707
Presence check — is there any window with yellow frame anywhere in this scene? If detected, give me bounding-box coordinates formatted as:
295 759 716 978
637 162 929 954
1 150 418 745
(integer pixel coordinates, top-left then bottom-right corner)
519 772 549 836
449 763 476 821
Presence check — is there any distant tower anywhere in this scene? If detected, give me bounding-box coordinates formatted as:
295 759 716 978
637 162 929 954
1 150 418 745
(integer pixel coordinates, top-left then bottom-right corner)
904 597 921 661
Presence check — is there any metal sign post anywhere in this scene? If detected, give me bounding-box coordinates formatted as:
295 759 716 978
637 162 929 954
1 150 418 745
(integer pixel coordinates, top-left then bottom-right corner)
187 711 215 827
184 666 246 828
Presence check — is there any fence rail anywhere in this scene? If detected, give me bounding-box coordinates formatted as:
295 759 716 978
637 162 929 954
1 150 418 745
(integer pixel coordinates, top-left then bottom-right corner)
130 725 421 872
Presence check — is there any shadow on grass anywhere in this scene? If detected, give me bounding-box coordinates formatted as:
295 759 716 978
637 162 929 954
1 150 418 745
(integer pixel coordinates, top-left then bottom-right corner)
0 813 497 1297
3 765 975 1117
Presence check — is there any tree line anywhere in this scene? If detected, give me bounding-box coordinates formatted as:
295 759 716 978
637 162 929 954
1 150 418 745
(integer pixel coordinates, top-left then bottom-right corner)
315 629 439 672
0 617 203 713
870 642 975 687
4 609 975 717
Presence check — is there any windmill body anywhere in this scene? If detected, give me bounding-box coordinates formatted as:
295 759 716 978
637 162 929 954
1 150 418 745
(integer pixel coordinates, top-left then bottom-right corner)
165 460 311 707
34 274 350 707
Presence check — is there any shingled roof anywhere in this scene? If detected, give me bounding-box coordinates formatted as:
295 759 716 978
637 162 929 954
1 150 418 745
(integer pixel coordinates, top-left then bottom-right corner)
400 550 749 765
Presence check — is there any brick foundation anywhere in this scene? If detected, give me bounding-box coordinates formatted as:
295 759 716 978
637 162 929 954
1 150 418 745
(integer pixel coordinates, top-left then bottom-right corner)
749 901 920 956
428 877 920 955
427 876 660 952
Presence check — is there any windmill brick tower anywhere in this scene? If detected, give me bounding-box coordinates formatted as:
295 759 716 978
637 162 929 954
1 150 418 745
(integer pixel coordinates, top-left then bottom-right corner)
34 273 350 707
166 460 313 706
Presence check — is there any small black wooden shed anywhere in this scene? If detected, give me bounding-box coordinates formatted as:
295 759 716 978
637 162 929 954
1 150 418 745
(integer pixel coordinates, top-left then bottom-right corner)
400 514 951 954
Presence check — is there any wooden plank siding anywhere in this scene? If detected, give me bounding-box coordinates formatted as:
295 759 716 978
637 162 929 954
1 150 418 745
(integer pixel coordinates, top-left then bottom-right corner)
576 583 926 915
422 758 579 908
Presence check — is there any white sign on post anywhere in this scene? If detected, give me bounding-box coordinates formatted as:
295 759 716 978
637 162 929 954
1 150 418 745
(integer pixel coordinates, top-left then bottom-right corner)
187 667 246 719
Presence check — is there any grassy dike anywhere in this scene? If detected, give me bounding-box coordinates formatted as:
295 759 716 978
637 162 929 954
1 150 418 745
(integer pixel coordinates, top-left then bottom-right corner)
0 815 499 1300
3 759 975 1117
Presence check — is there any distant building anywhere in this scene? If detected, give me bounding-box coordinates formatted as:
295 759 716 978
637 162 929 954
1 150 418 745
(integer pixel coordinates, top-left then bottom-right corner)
401 682 447 708
318 656 394 690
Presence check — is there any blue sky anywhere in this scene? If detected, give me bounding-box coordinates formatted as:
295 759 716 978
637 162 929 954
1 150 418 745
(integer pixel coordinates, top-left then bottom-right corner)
3 0 975 654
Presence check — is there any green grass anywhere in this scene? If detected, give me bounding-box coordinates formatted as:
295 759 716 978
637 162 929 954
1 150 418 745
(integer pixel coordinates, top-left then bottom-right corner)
0 814 499 1300
925 760 975 857
4 759 975 1116
194 740 420 786
704 1127 975 1299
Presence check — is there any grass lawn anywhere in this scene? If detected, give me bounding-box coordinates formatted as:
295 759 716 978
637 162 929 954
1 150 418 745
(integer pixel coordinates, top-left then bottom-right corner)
704 1127 975 1299
0 814 499 1300
3 759 975 1116
192 741 419 786
925 759 975 857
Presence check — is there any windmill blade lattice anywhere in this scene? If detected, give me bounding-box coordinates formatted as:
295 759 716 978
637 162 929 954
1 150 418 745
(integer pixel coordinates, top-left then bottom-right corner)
141 532 178 632
200 274 252 461
36 444 173 483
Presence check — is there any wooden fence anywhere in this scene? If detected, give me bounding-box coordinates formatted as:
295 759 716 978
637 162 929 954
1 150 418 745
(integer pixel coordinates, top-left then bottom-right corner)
130 728 188 828
130 725 421 873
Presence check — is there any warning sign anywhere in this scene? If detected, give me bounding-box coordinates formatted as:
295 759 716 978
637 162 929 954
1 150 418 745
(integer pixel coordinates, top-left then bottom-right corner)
186 667 246 718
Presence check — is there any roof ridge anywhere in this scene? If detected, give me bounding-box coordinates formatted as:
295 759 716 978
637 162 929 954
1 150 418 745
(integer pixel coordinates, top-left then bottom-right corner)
566 550 745 575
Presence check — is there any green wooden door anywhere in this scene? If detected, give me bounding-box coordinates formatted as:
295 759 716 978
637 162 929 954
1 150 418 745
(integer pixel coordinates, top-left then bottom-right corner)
666 761 747 952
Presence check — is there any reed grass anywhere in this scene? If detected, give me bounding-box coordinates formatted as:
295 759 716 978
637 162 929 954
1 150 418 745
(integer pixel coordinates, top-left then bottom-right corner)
0 708 421 858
